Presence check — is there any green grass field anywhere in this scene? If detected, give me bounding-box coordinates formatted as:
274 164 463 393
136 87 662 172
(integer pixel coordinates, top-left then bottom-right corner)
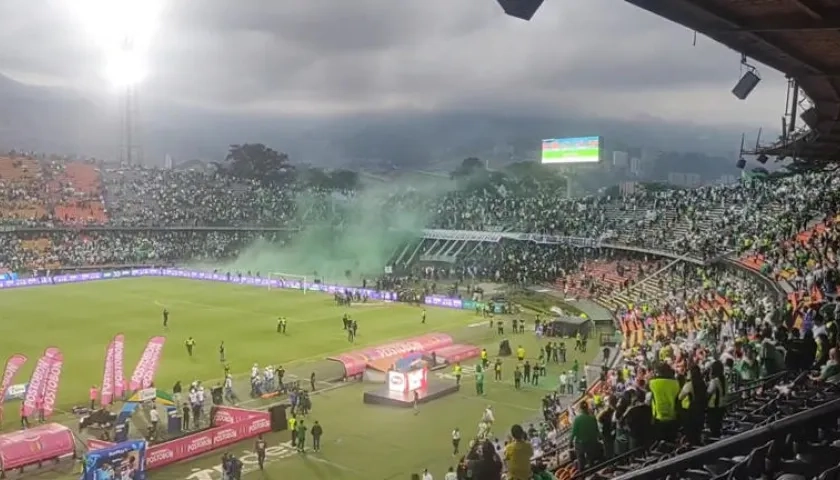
0 277 595 480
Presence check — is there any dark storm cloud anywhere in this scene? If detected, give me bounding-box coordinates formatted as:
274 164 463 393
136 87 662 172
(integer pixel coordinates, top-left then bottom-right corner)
0 0 786 125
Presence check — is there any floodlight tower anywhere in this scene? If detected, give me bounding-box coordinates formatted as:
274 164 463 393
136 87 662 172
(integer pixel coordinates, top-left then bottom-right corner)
119 38 143 166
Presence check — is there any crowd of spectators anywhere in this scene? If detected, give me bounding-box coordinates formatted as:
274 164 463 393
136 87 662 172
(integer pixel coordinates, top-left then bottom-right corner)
6 155 840 479
4 155 840 260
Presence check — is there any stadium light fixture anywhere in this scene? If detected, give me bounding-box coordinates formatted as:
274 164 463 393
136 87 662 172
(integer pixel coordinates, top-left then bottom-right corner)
70 0 164 86
732 55 761 101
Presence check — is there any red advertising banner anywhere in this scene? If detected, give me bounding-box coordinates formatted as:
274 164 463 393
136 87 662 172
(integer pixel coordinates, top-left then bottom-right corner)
328 333 454 377
130 336 165 391
0 423 75 471
0 354 26 407
85 407 271 470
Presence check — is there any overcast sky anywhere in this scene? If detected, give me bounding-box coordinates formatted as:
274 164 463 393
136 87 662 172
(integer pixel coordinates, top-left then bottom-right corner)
0 0 790 129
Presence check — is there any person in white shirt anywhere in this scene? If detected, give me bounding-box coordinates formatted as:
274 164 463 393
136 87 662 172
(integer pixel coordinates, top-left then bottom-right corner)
149 407 160 431
422 469 433 480
444 467 457 480
451 428 461 455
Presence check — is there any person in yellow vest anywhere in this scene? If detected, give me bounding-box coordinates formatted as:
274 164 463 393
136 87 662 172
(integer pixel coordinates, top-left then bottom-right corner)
677 364 706 445
649 363 680 442
480 348 489 368
453 363 462 385
288 415 297 447
516 345 525 362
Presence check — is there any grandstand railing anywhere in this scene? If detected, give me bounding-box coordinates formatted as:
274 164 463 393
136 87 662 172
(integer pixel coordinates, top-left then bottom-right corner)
612 394 840 480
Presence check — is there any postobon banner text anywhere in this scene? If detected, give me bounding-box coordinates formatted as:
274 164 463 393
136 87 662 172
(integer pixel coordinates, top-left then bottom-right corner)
22 348 59 417
101 341 115 406
42 349 64 417
113 334 125 397
0 354 27 407
130 337 166 391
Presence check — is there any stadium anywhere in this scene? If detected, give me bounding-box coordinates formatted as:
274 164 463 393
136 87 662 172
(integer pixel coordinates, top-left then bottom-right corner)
1 1 840 480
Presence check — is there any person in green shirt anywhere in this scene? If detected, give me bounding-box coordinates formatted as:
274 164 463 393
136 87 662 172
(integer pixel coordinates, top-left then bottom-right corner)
569 401 600 472
476 369 485 395
296 421 307 453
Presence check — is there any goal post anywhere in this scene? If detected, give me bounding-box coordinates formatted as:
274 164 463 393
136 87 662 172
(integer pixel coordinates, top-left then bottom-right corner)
267 272 308 293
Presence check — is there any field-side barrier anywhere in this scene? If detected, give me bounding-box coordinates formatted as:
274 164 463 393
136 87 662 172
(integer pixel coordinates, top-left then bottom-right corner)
86 406 271 470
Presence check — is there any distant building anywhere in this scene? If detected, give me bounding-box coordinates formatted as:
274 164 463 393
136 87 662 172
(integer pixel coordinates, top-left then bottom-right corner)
667 172 702 187
629 158 641 175
612 151 629 168
619 181 637 196
164 154 173 169
668 172 686 186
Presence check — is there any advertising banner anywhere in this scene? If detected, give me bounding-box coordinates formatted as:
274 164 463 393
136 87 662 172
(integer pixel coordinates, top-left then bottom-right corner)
21 348 59 418
328 333 453 377
83 439 146 480
3 384 27 402
101 340 115 406
0 269 399 304
0 423 75 471
113 334 126 398
84 407 271 470
130 337 166 391
0 354 26 407
41 349 63 417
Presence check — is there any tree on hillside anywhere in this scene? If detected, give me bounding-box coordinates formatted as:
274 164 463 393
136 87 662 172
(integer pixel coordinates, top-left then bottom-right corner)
329 169 360 190
450 157 485 179
224 143 294 183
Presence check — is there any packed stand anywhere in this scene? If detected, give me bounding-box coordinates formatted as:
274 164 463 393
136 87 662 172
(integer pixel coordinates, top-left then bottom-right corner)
0 156 51 225
0 231 289 273
5 157 840 264
100 167 301 226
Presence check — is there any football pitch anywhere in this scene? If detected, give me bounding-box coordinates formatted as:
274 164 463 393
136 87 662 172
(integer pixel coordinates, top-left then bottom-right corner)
0 277 595 480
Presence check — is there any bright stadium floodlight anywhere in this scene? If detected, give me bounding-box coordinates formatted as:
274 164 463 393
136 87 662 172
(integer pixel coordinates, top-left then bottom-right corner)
105 45 146 87
70 0 164 86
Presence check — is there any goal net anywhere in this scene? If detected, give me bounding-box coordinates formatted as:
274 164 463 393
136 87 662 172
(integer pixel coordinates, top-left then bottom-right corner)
267 272 308 294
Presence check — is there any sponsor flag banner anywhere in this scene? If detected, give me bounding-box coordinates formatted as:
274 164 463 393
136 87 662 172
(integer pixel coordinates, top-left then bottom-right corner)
113 334 125 398
21 348 59 417
0 354 27 406
101 341 115 406
130 337 166 391
42 349 63 417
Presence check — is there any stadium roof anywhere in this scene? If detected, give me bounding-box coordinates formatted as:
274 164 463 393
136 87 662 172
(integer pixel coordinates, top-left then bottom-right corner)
625 0 840 163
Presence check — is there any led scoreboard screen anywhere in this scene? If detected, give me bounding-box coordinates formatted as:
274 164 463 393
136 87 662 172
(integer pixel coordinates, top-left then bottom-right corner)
541 136 602 164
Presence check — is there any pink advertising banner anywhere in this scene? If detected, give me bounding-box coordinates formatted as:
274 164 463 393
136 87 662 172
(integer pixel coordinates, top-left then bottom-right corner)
0 354 27 407
130 336 165 391
327 333 453 377
100 341 115 406
112 334 125 398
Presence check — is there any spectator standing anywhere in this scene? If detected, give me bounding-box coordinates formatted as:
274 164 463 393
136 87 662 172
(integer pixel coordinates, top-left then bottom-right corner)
570 401 601 472
505 425 533 480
